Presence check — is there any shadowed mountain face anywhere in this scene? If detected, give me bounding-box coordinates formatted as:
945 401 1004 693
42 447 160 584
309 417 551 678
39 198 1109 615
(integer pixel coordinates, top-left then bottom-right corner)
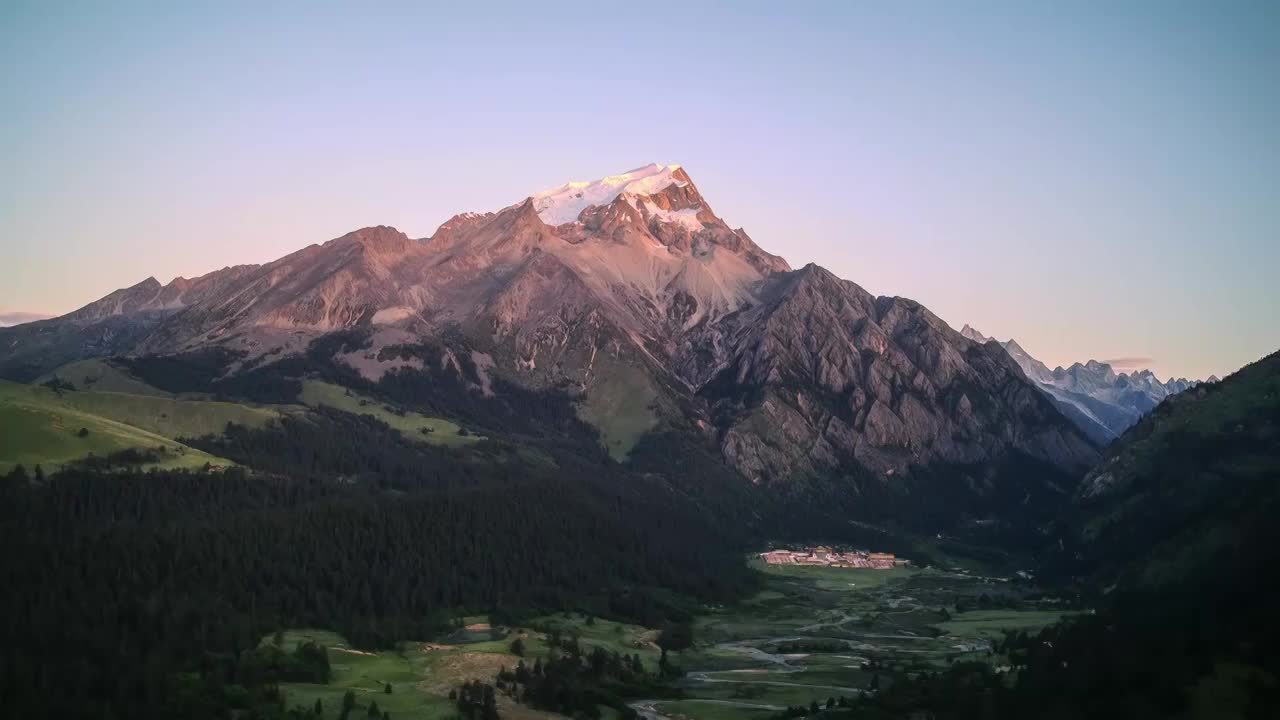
1057 349 1280 589
1 164 1099 516
960 324 1206 443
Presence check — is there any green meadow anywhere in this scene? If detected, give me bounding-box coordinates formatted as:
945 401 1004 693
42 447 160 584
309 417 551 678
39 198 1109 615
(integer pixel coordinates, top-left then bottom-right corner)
299 380 480 447
262 554 1082 720
0 379 225 473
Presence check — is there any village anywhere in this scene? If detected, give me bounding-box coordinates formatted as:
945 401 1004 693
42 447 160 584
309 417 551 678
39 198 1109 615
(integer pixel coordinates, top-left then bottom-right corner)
759 546 909 570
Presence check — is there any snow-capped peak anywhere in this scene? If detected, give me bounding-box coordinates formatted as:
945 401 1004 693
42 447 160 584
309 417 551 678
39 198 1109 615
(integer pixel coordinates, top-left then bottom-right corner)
531 163 687 226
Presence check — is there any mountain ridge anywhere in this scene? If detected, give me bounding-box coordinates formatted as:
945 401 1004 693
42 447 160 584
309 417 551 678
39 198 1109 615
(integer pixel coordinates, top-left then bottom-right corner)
1 164 1100 520
959 323 1206 442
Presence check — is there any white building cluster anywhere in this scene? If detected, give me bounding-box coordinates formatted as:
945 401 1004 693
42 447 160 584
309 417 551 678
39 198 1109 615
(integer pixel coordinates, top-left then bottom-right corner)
759 546 907 570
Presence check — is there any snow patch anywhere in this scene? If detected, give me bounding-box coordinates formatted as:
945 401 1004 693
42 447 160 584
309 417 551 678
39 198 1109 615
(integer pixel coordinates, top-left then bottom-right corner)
532 163 686 226
638 199 705 231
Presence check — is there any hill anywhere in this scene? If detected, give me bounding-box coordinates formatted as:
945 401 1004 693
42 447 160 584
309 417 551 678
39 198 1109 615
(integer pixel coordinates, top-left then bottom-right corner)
1064 350 1280 588
0 380 227 473
850 348 1280 718
35 358 173 397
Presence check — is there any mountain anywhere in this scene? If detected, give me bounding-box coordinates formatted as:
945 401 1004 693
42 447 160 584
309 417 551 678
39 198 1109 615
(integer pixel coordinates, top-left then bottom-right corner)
864 349 1280 720
960 324 1205 443
1 164 1099 522
1066 349 1280 588
0 267 257 381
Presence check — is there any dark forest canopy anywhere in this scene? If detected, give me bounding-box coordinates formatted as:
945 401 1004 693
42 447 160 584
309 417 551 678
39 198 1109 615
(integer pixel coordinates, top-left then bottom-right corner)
849 351 1280 719
8 334 1274 718
0 349 918 719
0 447 750 718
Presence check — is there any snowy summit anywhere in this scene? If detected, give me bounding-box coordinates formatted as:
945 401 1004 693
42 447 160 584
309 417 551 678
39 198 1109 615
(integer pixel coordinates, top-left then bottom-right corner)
531 163 686 226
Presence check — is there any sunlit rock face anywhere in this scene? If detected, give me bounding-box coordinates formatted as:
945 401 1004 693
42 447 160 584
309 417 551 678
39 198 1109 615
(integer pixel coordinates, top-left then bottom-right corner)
1 164 1098 493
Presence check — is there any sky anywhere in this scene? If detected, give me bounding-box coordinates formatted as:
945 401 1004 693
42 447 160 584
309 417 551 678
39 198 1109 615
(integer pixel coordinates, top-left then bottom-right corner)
2 1 1277 379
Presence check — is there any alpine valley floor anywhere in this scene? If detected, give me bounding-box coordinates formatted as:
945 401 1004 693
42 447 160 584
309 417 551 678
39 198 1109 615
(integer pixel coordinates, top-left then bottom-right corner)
275 558 1079 720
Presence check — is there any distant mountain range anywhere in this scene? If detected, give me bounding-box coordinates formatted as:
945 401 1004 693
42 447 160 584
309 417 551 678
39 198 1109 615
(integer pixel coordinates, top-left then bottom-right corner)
959 324 1213 443
0 164 1099 525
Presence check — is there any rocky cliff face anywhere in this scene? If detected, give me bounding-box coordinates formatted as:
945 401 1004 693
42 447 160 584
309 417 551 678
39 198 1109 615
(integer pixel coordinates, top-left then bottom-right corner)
1 163 1101 510
685 267 1097 484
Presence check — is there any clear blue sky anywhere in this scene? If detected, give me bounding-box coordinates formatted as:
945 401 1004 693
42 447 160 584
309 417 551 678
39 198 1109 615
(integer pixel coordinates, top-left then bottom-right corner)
3 1 1277 379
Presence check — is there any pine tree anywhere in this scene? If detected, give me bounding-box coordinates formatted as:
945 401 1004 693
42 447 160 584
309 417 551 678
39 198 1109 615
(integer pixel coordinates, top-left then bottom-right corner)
482 684 499 720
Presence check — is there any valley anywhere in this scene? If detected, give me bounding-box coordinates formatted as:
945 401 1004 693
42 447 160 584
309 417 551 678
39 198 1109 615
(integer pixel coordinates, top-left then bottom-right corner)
4 5 1275 717
641 561 1073 720
268 559 1076 720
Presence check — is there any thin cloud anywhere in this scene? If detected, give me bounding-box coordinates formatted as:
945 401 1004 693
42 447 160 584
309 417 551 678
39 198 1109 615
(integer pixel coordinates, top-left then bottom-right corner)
1102 356 1155 372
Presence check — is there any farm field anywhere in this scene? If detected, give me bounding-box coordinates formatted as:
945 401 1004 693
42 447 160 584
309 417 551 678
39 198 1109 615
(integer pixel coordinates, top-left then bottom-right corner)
276 626 588 720
933 609 1078 640
271 630 455 720
647 559 1081 720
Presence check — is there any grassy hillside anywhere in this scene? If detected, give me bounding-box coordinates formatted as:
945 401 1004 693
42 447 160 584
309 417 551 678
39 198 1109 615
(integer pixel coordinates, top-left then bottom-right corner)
575 359 661 462
53 386 281 440
298 380 479 447
36 358 172 397
273 628 570 720
269 629 456 720
1066 349 1280 587
0 380 225 473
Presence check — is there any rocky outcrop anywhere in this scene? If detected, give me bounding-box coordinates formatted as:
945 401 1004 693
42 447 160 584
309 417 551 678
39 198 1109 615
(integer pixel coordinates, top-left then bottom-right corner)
683 265 1097 483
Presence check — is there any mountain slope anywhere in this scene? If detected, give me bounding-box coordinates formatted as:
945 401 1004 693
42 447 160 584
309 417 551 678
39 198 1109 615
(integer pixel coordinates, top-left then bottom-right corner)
686 266 1096 487
868 346 1280 720
1 164 1100 522
1063 349 1280 587
0 380 228 473
0 266 258 381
